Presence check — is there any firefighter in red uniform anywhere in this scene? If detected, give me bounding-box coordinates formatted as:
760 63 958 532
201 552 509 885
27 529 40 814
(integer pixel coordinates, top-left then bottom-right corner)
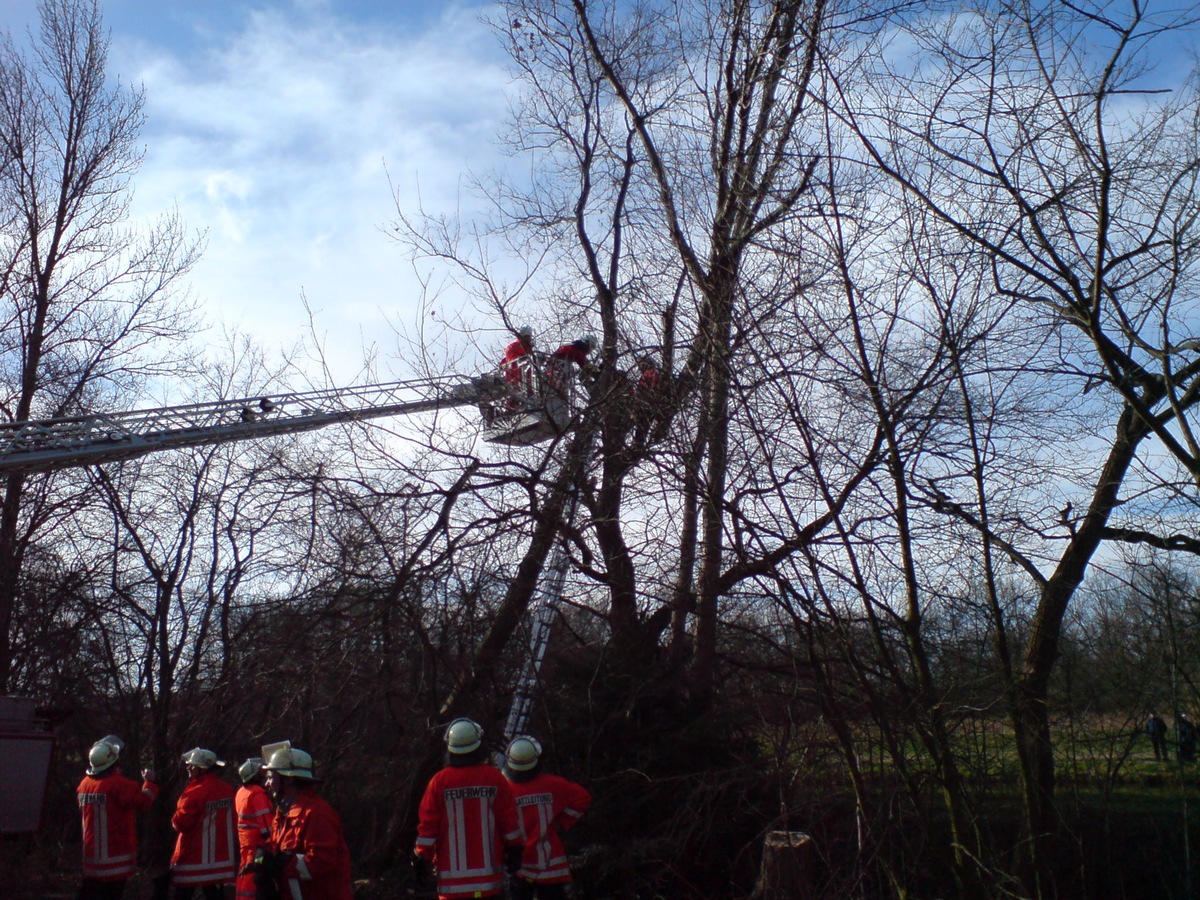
77 738 158 900
548 336 592 368
634 355 661 394
546 336 594 387
413 718 524 899
632 354 666 443
170 748 237 899
234 757 273 900
256 744 353 900
502 326 536 391
502 736 592 900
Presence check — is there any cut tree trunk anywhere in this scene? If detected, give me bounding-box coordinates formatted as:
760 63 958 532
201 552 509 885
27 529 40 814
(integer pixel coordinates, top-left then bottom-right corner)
753 830 815 899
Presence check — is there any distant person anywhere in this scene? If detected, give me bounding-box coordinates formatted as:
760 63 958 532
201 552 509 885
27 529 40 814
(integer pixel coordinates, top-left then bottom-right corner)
413 718 523 899
1177 714 1198 763
1147 713 1168 761
502 735 592 900
170 748 237 899
234 757 273 900
77 738 158 900
255 744 352 900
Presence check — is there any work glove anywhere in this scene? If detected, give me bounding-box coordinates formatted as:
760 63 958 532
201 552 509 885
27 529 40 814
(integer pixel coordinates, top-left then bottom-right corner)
504 845 524 877
411 852 434 886
249 848 270 873
251 848 294 879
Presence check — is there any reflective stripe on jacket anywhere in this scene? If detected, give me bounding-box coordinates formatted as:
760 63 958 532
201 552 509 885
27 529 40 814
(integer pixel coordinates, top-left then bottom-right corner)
511 773 591 884
78 772 158 880
235 783 274 899
269 788 353 900
171 771 237 885
415 763 522 899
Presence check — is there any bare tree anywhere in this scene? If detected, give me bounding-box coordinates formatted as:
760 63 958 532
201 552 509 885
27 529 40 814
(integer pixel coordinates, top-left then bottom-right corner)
558 0 829 705
821 0 1200 892
82 434 294 868
0 0 201 691
385 0 1200 893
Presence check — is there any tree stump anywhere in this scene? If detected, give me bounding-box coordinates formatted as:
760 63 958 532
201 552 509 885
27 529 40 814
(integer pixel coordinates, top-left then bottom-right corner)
752 830 815 899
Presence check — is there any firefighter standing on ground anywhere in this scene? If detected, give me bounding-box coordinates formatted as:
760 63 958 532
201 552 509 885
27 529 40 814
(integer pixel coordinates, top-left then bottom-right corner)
502 735 592 900
234 757 273 900
255 744 353 900
170 748 237 899
413 718 524 899
77 737 158 900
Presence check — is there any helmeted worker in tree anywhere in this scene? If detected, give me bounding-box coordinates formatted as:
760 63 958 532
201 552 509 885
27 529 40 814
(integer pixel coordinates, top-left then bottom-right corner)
254 744 352 900
170 748 237 899
502 735 592 900
234 757 273 900
502 326 536 392
547 335 595 382
632 354 667 442
549 335 593 369
634 355 661 394
77 738 158 900
413 718 523 899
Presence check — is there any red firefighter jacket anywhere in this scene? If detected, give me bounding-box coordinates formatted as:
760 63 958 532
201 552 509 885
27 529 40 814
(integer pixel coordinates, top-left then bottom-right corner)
170 771 237 885
546 344 591 391
235 783 274 900
77 771 158 881
549 344 589 367
415 763 523 899
637 367 662 393
509 773 591 884
502 339 533 389
269 787 353 900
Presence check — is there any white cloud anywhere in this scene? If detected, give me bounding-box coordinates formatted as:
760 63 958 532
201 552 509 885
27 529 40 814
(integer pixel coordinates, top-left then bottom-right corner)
112 3 509 385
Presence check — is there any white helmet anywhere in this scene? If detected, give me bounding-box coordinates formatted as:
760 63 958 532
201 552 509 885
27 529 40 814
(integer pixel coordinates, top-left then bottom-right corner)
445 718 483 754
505 736 542 772
99 734 126 754
517 325 533 339
263 746 316 780
87 741 120 775
238 757 264 784
181 747 223 770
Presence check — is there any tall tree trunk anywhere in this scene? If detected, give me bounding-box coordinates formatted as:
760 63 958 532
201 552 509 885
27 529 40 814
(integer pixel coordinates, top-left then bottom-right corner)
1011 404 1146 895
689 276 734 709
0 475 27 692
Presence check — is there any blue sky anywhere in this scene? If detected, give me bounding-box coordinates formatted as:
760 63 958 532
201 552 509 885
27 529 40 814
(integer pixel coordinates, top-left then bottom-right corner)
1 0 509 386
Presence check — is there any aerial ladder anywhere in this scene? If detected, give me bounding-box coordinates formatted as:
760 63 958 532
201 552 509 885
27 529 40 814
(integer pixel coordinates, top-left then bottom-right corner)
0 355 581 475
0 352 586 831
499 487 581 751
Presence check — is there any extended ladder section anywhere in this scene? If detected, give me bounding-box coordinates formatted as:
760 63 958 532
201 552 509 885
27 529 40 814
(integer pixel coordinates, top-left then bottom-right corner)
0 357 585 475
0 379 482 474
499 488 581 751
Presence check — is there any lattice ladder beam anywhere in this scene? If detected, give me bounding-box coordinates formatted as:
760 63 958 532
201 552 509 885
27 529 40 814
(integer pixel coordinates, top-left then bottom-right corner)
0 376 504 474
500 490 580 749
